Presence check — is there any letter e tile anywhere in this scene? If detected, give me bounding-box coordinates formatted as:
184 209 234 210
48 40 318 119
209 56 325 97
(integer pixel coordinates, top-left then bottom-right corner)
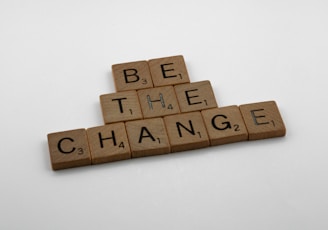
112 60 153 92
239 101 286 140
164 112 209 152
174 80 218 113
148 55 190 87
201 106 248 146
47 129 91 170
87 123 131 164
100 90 143 124
125 118 170 158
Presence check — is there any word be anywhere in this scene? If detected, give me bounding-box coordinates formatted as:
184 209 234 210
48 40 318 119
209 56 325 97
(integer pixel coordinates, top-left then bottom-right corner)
47 55 286 170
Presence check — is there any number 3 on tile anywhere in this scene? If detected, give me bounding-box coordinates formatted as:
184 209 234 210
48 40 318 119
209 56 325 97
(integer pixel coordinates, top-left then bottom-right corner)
77 148 84 155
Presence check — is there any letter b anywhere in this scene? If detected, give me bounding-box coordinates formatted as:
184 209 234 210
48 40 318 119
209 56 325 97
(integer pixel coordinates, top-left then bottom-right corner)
123 69 140 83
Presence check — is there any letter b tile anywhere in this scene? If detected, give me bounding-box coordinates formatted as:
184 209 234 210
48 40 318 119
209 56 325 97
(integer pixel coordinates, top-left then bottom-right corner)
112 60 154 92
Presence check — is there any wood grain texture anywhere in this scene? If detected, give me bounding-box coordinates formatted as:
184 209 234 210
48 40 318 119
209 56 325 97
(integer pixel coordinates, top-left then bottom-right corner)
164 112 209 152
148 55 190 87
87 123 131 164
47 129 91 170
125 118 170 158
201 106 248 146
239 101 286 140
100 90 143 124
137 86 180 118
112 60 153 92
174 80 218 113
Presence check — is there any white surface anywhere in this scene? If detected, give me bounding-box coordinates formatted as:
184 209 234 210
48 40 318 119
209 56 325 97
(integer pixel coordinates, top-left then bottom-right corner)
1 0 327 229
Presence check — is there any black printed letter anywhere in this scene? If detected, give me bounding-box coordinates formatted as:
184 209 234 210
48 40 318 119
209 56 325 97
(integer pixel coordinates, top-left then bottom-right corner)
161 63 176 78
251 109 269 125
112 97 127 113
211 114 232 130
123 69 140 83
185 89 202 105
138 127 156 143
98 131 117 148
176 120 195 137
57 137 76 154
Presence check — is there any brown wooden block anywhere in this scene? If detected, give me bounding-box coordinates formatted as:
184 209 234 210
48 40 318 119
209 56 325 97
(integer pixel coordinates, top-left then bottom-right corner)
148 55 190 87
164 112 209 152
87 123 131 164
112 60 154 92
100 90 143 124
137 86 180 118
239 101 286 140
47 129 91 170
125 118 170 158
174 80 218 113
201 106 248 146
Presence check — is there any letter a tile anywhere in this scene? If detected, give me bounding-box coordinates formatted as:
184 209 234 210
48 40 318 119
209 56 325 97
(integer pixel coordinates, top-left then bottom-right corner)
87 123 131 164
47 129 91 170
164 112 209 152
112 60 153 92
239 101 286 140
100 90 143 124
125 118 171 158
148 55 190 87
201 106 248 146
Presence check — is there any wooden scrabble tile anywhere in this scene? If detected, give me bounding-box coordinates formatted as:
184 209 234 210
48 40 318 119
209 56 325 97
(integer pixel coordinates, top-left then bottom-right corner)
137 86 180 118
148 55 190 87
164 112 209 152
87 123 131 164
201 106 248 146
47 129 91 170
174 80 218 113
239 101 286 140
112 60 154 92
100 90 143 124
125 118 170 158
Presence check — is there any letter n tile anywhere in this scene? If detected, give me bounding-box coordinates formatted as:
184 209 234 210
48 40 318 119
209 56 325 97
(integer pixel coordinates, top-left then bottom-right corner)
164 112 209 152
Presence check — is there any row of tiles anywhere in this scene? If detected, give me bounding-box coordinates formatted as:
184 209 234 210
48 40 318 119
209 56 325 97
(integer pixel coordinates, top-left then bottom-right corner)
100 80 217 124
112 55 191 92
47 101 286 170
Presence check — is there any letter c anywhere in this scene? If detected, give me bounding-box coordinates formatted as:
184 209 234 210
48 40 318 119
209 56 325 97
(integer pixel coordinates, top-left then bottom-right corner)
57 137 76 154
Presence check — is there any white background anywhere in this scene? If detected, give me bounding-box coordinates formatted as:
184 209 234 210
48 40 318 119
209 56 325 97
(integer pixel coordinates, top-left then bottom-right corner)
1 0 327 229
